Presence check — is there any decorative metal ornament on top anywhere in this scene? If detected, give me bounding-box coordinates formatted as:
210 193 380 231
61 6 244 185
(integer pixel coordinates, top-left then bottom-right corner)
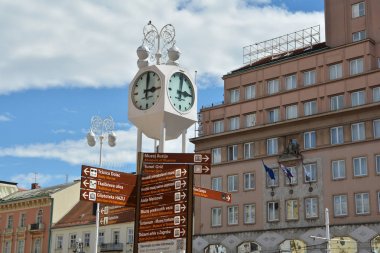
90 116 115 137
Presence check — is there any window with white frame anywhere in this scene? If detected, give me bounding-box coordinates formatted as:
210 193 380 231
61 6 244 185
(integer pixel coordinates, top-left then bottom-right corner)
244 142 254 159
267 79 279 94
329 63 343 80
245 84 256 100
84 232 90 247
69 234 77 248
229 116 240 130
211 207 222 226
286 74 297 90
286 199 299 220
378 58 380 68
127 228 134 244
332 160 345 180
266 168 279 187
213 120 224 134
351 90 365 106
373 87 380 102
334 195 348 216
303 69 316 86
304 163 317 182
304 100 317 116
244 204 255 224
267 201 279 221
33 238 41 253
353 156 367 176
355 192 369 215
378 192 380 212
227 175 238 192
304 131 316 149
267 138 278 155
244 172 255 190
330 126 344 144
228 206 238 225
211 177 222 191
230 88 240 103
331 94 344 111
98 231 105 245
113 230 120 244
352 30 366 42
374 119 380 138
286 104 298 119
4 241 11 253
212 148 221 164
227 145 238 161
285 167 297 185
305 197 318 218
376 155 380 174
36 209 43 224
17 240 25 253
351 122 365 141
20 213 26 228
350 58 364 75
245 113 256 127
268 108 280 123
352 2 365 18
7 215 13 229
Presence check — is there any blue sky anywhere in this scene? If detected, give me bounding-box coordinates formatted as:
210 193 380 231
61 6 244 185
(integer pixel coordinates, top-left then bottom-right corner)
0 0 324 189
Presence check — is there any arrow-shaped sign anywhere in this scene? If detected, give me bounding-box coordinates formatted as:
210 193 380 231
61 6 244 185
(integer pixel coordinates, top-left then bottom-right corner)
193 165 211 174
82 179 90 188
201 155 210 163
82 191 89 200
193 186 232 203
179 228 186 237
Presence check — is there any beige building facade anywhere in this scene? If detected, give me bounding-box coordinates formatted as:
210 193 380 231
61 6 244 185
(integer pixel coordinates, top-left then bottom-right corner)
191 1 380 253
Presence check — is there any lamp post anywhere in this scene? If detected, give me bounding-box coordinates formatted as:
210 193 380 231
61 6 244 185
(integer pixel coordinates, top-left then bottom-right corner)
310 208 331 253
86 116 116 253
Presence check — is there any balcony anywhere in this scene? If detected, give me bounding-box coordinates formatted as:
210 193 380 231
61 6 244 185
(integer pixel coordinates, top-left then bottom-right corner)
28 223 44 232
100 243 123 252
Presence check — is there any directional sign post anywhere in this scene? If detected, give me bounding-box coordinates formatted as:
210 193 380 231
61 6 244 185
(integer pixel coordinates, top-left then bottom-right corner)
99 205 134 226
193 186 232 203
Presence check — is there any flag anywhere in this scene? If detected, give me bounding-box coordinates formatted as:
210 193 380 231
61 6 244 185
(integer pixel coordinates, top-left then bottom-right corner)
280 163 293 183
303 165 311 182
262 160 275 180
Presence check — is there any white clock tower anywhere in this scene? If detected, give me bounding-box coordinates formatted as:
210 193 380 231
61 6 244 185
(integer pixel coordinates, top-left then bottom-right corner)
128 22 197 152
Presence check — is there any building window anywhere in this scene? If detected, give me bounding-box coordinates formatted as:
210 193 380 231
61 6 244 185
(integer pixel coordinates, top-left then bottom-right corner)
268 108 280 123
4 241 11 253
229 116 240 131
285 74 297 90
69 234 77 248
285 167 297 185
211 207 222 226
56 236 63 249
373 87 380 102
267 201 279 222
36 209 43 224
332 160 345 180
230 88 240 103
245 84 256 100
84 232 90 247
374 119 380 138
353 156 367 177
303 69 316 86
331 126 344 144
244 204 255 224
355 192 370 215
304 100 317 116
266 168 279 187
267 138 278 155
227 206 238 225
244 142 254 159
267 79 279 94
7 215 13 229
212 148 221 164
244 172 255 190
98 232 104 245
304 131 316 149
227 175 238 192
113 230 120 244
378 192 380 212
286 104 298 120
227 145 238 161
19 213 26 228
245 113 256 127
351 122 365 141
351 90 365 106
334 195 348 216
331 94 344 111
213 120 224 134
352 2 365 18
305 197 318 218
33 238 41 253
304 163 317 182
286 199 299 220
376 155 380 174
352 30 366 42
17 240 25 253
127 228 134 244
211 177 222 191
350 58 364 75
329 63 343 80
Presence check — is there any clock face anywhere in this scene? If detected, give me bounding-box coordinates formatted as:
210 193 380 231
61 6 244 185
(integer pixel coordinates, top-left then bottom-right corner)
167 72 195 113
131 71 161 110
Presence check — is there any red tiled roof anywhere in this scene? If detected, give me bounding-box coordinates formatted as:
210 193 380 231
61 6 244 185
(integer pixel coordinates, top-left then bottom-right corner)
53 201 96 228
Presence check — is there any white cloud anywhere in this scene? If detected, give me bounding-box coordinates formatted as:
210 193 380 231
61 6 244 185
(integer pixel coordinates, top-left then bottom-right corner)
0 0 324 94
51 129 76 135
11 172 68 190
0 113 13 122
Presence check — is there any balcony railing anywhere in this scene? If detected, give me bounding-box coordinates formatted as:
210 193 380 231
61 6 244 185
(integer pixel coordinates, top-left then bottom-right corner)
100 243 123 252
28 223 44 231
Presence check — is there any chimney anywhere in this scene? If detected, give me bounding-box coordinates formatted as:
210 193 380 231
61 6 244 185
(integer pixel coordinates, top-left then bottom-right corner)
31 183 40 189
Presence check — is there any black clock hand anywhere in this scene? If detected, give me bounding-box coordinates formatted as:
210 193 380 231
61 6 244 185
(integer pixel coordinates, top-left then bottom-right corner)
144 86 161 94
144 72 150 99
178 74 184 100
176 90 192 101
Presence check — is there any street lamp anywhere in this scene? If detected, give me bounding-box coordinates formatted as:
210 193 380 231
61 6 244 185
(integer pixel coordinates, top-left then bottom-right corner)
86 116 116 253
